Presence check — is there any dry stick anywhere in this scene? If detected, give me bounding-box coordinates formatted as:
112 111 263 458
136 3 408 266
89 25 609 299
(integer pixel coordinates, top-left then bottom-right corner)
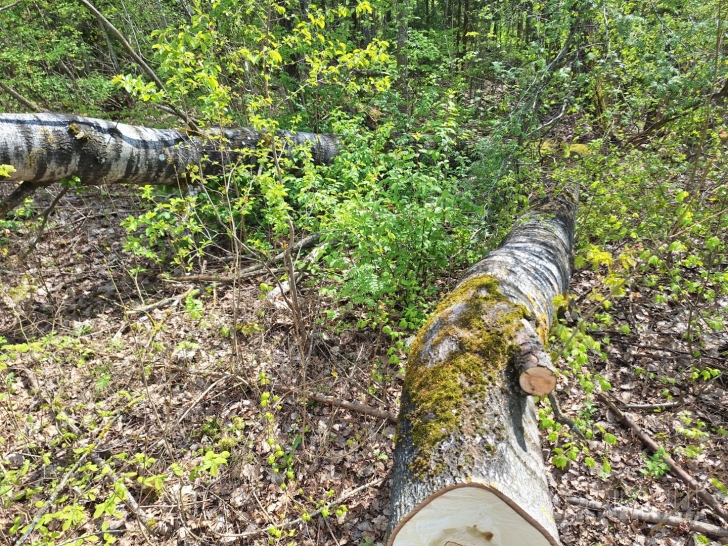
597 392 728 524
0 0 22 11
265 242 326 306
620 400 684 411
283 218 310 448
0 81 47 112
648 487 699 538
55 530 128 546
23 186 70 255
217 477 386 539
13 453 89 546
163 267 284 284
279 388 397 423
548 392 586 440
125 288 195 315
9 365 40 391
0 181 54 220
87 452 156 532
164 366 394 423
175 374 232 425
97 19 119 72
565 497 728 539
73 0 197 131
167 233 321 283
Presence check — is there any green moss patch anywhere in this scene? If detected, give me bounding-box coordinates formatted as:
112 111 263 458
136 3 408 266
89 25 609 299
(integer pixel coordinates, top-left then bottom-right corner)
403 275 526 474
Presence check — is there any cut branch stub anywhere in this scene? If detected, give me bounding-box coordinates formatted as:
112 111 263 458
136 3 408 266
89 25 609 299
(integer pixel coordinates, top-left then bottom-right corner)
387 191 576 546
515 319 557 396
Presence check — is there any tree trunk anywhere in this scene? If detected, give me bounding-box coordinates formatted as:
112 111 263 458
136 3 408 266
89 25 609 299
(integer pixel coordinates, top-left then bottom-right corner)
0 113 338 186
387 192 576 546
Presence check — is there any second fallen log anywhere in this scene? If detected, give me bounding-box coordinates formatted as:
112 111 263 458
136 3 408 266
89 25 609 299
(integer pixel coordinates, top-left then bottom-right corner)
387 192 576 546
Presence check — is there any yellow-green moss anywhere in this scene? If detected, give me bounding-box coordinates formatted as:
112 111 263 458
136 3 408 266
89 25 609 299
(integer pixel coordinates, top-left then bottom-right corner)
403 275 527 474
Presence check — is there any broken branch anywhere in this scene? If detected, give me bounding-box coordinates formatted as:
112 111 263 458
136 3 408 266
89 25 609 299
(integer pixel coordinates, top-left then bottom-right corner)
597 392 728 524
565 497 728 539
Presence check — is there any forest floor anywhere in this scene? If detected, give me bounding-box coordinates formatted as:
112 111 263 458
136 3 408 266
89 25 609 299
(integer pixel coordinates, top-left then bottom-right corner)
0 184 727 546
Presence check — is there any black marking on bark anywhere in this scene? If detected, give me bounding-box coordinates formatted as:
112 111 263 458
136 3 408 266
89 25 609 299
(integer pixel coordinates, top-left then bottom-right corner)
2 115 188 149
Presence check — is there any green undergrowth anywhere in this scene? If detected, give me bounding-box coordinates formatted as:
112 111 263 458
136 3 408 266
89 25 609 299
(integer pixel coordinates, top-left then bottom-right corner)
539 136 727 484
122 110 492 333
0 317 355 545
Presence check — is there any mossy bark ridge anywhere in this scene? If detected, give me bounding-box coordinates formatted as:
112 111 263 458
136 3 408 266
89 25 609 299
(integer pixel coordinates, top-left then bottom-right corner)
0 113 339 204
387 192 576 546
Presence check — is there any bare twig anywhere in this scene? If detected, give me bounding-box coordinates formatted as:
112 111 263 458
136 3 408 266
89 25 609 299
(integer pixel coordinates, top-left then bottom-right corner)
597 392 728 523
0 0 22 11
215 478 386 539
0 181 54 220
55 530 128 546
565 497 728 538
175 374 232 425
13 453 89 546
88 452 157 531
279 388 397 423
73 0 198 131
164 367 395 422
619 399 684 411
167 235 323 284
548 392 586 440
648 489 696 537
8 365 40 391
163 267 284 284
97 19 119 72
125 288 195 315
283 217 310 449
23 186 69 255
0 81 47 112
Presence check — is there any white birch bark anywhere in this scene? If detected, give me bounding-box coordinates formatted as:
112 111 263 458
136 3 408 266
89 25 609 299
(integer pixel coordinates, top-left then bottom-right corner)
0 113 338 186
0 113 338 217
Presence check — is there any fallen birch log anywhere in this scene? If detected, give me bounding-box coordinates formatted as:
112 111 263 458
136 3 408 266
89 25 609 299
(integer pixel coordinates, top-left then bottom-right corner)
0 113 338 217
387 191 577 546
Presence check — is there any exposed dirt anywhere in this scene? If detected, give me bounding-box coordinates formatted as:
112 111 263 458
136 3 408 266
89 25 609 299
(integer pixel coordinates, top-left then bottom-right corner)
1 185 727 546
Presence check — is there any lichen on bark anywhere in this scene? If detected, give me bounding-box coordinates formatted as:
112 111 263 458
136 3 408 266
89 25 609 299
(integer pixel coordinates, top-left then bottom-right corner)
402 275 527 474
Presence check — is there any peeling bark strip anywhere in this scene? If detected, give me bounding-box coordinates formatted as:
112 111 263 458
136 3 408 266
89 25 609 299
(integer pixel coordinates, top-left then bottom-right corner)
387 192 576 546
0 113 339 187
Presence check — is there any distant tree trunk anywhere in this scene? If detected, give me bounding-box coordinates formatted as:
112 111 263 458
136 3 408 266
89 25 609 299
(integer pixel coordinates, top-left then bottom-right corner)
386 191 576 546
0 113 338 217
455 0 462 54
396 0 411 115
460 0 471 59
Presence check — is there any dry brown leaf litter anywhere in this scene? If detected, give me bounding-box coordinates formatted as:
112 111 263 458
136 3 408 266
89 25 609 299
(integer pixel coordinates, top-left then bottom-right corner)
0 185 726 545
